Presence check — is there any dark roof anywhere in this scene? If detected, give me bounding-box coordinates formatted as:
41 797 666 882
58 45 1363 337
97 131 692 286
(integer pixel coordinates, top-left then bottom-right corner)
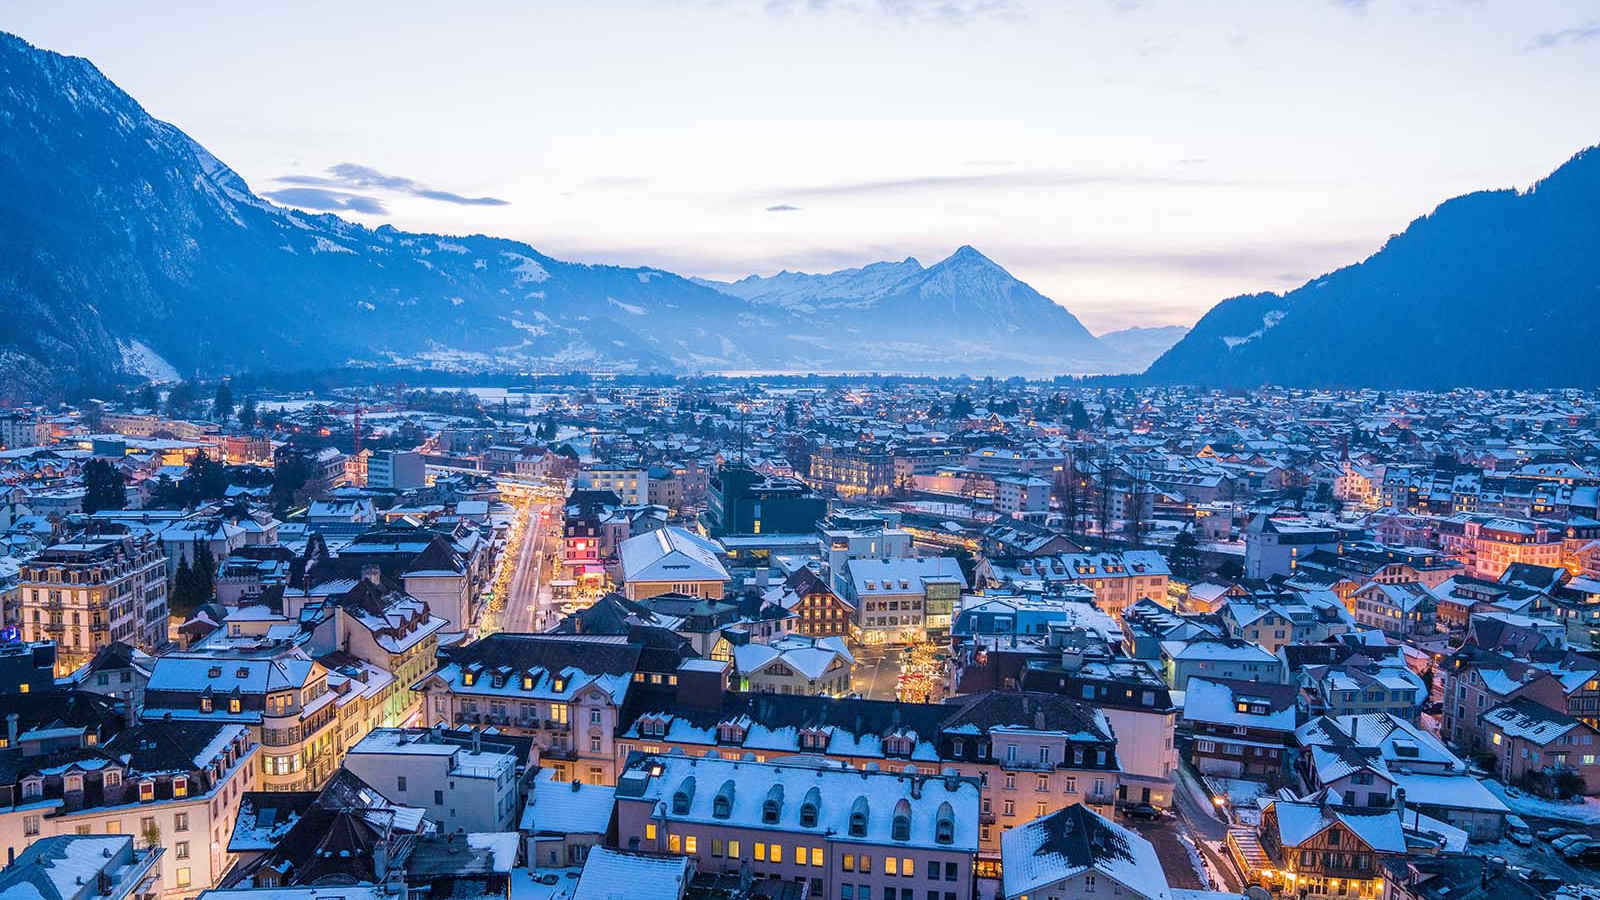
444 633 645 678
1029 804 1137 870
105 721 237 773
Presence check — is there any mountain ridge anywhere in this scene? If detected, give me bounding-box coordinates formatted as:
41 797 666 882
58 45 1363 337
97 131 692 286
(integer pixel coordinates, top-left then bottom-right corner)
1145 145 1600 388
0 31 1130 400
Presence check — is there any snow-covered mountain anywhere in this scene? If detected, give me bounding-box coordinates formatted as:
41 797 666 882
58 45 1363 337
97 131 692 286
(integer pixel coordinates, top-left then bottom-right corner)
696 247 1130 374
1095 325 1190 372
0 31 1149 399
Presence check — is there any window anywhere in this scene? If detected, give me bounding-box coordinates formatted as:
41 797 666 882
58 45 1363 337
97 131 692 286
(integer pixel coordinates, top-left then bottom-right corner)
646 824 657 840
176 841 190 860
771 844 783 864
685 836 698 854
861 855 872 873
172 776 188 798
902 858 914 876
23 815 39 837
728 840 740 859
844 854 856 872
887 858 899 876
668 834 681 852
397 776 408 792
812 847 825 867
175 813 189 832
434 790 445 805
755 843 766 862
176 868 191 888
138 781 155 802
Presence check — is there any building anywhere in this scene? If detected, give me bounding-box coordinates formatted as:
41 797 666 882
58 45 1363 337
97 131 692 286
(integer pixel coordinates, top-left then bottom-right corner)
1183 676 1299 779
809 443 896 499
993 475 1051 518
612 753 979 900
17 533 169 673
843 556 967 645
619 527 730 602
367 450 426 490
0 721 256 897
1350 582 1438 638
762 567 856 638
1480 696 1600 795
572 847 692 900
978 552 1170 622
141 644 382 793
0 835 163 900
707 465 826 537
1244 516 1340 579
1254 796 1405 900
1158 636 1285 691
732 634 855 696
522 771 615 868
1000 804 1171 900
617 690 1121 855
341 727 521 833
577 467 650 506
820 512 915 595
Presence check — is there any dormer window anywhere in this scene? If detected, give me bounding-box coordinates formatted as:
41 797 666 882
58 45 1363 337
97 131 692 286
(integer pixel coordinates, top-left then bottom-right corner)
200 697 213 713
236 667 249 679
849 797 869 837
22 777 43 799
523 675 534 690
800 787 820 828
891 799 911 841
172 776 188 798
763 784 784 824
934 801 955 844
208 667 222 679
553 677 567 692
462 671 476 686
138 780 155 802
672 776 695 815
228 697 241 713
104 770 122 788
65 773 84 793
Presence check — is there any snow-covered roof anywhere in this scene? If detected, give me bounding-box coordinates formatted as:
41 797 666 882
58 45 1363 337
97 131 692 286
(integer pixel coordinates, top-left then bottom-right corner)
1001 804 1171 900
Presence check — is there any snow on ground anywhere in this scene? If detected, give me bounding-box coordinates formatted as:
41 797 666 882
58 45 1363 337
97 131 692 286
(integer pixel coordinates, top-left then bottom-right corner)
1177 832 1220 890
608 297 646 316
509 867 581 900
503 252 550 284
1484 780 1600 824
118 339 180 382
1205 776 1271 827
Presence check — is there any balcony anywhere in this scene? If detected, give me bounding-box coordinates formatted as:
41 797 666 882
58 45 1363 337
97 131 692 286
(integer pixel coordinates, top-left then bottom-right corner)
544 719 571 732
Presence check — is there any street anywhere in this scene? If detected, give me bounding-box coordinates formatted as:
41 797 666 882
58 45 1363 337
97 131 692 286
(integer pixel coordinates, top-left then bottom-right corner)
851 646 904 699
503 494 560 633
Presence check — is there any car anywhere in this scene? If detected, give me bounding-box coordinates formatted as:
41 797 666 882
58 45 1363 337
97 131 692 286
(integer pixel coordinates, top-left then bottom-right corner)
1553 834 1591 853
1506 815 1534 845
1538 826 1572 842
1562 840 1598 861
1125 803 1164 821
539 874 560 885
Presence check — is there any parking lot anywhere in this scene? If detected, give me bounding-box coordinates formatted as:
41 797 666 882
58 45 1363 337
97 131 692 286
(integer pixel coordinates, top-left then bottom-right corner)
1473 816 1600 885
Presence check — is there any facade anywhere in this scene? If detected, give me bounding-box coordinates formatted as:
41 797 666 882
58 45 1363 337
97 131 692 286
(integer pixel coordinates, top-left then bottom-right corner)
978 552 1170 622
341 727 521 832
1255 797 1405 900
1158 636 1285 691
1480 697 1600 794
367 450 426 490
17 534 169 673
733 634 855 696
707 466 827 537
1244 516 1340 579
764 567 856 638
1183 676 1298 779
576 467 650 506
613 753 979 900
844 557 967 645
0 722 255 898
993 475 1050 517
1351 582 1438 638
809 444 896 499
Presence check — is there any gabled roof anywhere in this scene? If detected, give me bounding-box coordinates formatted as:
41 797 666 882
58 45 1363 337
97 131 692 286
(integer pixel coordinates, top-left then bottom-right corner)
1001 804 1171 900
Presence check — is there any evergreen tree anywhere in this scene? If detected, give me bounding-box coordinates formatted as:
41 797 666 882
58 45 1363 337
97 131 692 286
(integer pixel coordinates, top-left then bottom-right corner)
193 543 217 604
135 383 159 411
238 396 258 430
1170 529 1200 579
171 555 197 617
82 459 127 513
1069 400 1091 432
213 382 234 422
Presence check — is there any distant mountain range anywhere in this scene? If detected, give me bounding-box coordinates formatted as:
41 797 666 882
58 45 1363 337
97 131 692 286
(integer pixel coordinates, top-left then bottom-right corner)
0 32 1172 400
1147 146 1600 388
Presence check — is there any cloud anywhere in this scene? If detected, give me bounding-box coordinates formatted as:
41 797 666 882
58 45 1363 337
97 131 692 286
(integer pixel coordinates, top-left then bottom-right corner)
273 163 508 207
762 169 1233 200
261 187 388 215
765 204 802 212
760 0 1024 25
1527 21 1600 50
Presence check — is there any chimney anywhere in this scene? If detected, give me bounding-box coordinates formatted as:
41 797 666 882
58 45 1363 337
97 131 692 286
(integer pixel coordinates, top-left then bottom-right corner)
1394 786 1406 821
472 728 482 753
5 713 17 747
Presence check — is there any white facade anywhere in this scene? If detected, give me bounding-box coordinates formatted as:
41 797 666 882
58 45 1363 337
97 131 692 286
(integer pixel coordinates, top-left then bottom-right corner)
341 729 520 833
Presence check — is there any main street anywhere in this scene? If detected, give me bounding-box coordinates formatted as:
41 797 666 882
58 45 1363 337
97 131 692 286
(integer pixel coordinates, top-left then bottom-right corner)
502 492 561 633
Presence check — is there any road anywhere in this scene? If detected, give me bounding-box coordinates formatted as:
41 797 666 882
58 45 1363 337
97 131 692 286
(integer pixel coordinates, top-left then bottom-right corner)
501 495 561 633
851 646 903 699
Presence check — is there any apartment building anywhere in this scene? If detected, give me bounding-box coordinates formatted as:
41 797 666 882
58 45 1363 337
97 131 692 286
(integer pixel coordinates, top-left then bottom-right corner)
341 727 521 833
0 721 256 898
17 533 168 673
978 551 1170 622
613 753 978 900
844 557 967 644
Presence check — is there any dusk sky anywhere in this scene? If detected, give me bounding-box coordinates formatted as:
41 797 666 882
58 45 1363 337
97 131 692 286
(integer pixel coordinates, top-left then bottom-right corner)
12 0 1599 332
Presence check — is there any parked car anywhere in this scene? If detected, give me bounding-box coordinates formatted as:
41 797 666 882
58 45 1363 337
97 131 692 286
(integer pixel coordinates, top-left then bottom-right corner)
1538 827 1571 842
1562 839 1597 861
1553 834 1590 853
1575 844 1600 867
1125 803 1164 821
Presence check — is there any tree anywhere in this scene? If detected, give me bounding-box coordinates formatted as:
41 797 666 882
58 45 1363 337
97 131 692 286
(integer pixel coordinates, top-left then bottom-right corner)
238 396 258 430
165 380 198 418
1069 400 1091 432
1170 529 1200 579
135 384 159 411
171 554 198 618
213 382 234 422
193 543 217 605
82 459 127 514
949 394 974 419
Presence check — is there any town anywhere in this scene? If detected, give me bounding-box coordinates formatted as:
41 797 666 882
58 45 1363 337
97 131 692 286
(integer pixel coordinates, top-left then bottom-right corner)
1 380 1599 900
